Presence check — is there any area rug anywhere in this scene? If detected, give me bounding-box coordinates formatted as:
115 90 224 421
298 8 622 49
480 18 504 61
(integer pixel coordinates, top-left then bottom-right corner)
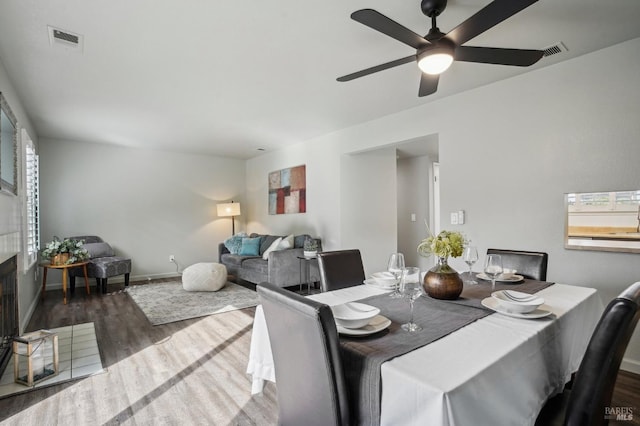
0 322 105 399
126 281 260 325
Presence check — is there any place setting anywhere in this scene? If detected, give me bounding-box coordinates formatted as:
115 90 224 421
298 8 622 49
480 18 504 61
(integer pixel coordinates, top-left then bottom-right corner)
363 252 404 292
331 302 392 336
333 264 424 336
481 289 553 319
476 254 524 285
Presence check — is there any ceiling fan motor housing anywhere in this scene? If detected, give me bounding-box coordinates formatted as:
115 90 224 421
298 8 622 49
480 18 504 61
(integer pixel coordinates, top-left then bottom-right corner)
421 0 448 17
418 37 455 58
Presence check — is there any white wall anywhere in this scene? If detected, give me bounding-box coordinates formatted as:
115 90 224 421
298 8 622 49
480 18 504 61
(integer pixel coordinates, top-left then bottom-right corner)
246 37 640 372
341 148 397 275
0 57 40 333
39 139 246 284
398 155 433 271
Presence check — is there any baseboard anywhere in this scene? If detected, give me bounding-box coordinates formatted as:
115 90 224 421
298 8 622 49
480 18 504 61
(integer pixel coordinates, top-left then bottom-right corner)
132 272 182 282
621 358 640 375
43 272 182 290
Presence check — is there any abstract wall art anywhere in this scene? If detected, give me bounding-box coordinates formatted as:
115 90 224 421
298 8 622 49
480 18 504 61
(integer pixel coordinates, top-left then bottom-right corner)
268 165 306 215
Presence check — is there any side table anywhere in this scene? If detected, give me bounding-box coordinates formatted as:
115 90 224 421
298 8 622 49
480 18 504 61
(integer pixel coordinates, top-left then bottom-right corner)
40 261 90 304
297 255 318 295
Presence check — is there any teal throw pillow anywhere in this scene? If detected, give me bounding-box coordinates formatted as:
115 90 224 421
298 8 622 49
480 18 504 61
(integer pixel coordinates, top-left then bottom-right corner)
239 237 261 256
224 232 247 254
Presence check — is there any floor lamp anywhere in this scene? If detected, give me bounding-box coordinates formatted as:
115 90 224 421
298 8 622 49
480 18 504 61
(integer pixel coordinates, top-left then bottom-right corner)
217 201 241 235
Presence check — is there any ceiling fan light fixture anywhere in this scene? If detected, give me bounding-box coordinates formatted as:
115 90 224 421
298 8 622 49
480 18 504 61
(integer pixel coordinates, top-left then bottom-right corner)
417 44 454 75
418 52 453 74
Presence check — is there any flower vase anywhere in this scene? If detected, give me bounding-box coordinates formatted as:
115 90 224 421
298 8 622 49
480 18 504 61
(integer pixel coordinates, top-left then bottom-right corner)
51 253 69 266
423 257 463 300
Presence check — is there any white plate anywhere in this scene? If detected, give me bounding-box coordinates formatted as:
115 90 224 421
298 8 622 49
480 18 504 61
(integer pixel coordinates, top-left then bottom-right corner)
476 273 525 283
364 278 396 290
337 315 391 336
481 297 552 319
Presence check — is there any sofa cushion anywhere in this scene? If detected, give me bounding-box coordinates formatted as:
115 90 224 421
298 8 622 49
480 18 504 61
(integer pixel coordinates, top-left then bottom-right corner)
279 234 294 249
262 237 283 260
221 253 257 267
294 234 312 248
259 235 281 254
224 232 247 254
239 237 262 256
241 258 269 276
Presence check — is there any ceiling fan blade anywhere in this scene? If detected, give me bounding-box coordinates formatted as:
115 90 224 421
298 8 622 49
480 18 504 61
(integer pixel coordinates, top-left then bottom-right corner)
337 55 416 82
351 9 431 50
446 0 539 47
455 46 543 66
418 73 439 97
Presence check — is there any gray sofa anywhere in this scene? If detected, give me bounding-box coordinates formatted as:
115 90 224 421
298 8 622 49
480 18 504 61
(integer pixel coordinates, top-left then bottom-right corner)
218 233 321 288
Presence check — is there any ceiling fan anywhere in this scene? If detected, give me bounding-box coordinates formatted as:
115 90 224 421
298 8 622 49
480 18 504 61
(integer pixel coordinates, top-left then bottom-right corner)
337 0 544 97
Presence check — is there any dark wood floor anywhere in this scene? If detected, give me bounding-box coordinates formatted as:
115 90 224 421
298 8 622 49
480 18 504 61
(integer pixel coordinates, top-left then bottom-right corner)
0 279 638 425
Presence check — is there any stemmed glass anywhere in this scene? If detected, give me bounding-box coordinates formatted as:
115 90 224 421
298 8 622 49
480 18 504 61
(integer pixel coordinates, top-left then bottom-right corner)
484 254 503 291
462 246 479 284
400 267 423 332
387 253 405 298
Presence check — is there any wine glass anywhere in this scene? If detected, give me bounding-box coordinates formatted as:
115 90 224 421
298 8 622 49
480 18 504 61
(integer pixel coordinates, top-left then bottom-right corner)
387 253 405 298
484 254 503 291
462 246 479 284
400 267 423 332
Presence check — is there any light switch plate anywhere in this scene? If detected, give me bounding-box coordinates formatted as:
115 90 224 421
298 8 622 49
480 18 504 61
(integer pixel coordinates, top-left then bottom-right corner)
450 212 459 225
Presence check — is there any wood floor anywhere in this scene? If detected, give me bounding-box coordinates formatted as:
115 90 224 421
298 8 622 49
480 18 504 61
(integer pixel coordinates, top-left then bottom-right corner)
0 278 638 425
0 279 278 425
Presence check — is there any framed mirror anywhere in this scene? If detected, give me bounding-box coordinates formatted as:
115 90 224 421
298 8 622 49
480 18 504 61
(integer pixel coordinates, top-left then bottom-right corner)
0 92 18 195
565 190 640 254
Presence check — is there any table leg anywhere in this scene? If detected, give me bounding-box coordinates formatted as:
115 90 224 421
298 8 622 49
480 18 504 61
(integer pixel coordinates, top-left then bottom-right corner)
41 267 48 299
299 260 304 293
304 260 311 294
62 267 68 305
82 264 90 295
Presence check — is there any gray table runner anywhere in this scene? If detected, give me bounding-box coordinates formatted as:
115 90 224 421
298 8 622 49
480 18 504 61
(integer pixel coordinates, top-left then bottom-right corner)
340 279 555 425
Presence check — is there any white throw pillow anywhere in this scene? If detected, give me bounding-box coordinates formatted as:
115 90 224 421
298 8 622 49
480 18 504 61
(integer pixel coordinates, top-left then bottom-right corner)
262 237 283 260
278 234 294 250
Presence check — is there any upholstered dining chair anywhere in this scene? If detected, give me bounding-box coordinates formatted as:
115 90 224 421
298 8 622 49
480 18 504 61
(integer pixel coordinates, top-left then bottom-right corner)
317 249 365 292
257 282 350 426
535 281 640 426
486 248 549 281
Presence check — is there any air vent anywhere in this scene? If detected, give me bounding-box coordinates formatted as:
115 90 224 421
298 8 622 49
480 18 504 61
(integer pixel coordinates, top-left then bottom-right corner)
542 41 568 57
48 26 84 51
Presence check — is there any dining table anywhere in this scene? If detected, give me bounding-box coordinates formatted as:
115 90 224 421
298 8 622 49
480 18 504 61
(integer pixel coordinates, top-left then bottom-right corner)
247 279 603 426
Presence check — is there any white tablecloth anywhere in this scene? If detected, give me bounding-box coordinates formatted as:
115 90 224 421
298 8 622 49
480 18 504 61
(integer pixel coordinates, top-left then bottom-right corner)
247 284 603 426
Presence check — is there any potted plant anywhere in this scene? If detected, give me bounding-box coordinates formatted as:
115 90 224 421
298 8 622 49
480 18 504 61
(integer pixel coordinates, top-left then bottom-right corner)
417 229 466 300
303 238 319 258
41 236 90 265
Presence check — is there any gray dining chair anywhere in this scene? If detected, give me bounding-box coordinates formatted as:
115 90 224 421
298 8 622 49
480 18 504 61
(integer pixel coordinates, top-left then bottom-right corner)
257 282 350 426
486 248 548 281
317 249 365 292
535 281 640 426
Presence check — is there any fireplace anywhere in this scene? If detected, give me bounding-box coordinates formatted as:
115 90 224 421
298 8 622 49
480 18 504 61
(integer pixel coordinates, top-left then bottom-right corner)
0 255 18 378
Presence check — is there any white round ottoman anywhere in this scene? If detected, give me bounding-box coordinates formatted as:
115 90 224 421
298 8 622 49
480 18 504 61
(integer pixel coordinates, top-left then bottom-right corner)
182 262 227 292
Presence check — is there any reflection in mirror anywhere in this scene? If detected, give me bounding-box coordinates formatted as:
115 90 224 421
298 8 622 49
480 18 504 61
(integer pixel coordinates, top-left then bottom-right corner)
565 190 640 253
0 92 17 195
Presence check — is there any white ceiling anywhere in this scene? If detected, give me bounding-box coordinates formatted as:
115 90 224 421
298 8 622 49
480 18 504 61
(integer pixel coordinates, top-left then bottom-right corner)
1 0 639 159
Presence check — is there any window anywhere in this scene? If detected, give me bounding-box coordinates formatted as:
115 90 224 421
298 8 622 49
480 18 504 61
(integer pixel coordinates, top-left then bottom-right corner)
568 191 640 212
23 130 39 269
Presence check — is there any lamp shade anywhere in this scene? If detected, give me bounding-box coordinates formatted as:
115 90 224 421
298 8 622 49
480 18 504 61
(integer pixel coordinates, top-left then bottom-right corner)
217 202 241 217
